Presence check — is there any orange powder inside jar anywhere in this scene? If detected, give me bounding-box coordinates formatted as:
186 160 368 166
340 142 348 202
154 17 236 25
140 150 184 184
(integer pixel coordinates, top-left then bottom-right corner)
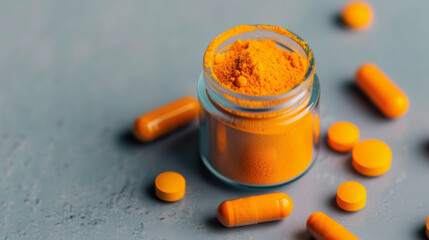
208 112 315 185
212 38 306 96
199 25 319 186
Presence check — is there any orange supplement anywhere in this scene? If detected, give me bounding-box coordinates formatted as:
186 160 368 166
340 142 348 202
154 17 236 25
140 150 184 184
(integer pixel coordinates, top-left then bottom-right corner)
426 216 429 238
217 193 293 227
328 122 359 152
155 171 186 202
199 25 320 187
341 1 373 29
336 181 366 211
356 63 409 118
307 212 359 240
212 38 306 96
133 96 199 142
352 139 392 176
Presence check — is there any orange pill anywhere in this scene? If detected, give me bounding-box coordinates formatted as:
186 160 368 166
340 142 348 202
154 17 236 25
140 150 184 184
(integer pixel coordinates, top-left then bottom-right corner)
133 96 199 142
307 212 359 240
217 193 293 227
341 1 373 29
155 171 186 202
337 181 366 211
352 139 392 176
328 122 359 152
356 63 409 118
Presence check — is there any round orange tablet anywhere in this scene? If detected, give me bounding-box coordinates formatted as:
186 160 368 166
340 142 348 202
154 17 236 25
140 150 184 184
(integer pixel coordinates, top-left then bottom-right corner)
328 122 359 152
341 1 373 29
155 171 186 202
352 139 392 176
336 181 366 211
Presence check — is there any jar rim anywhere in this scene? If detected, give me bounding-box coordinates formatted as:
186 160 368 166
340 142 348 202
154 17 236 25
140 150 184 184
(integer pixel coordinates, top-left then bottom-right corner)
203 24 315 103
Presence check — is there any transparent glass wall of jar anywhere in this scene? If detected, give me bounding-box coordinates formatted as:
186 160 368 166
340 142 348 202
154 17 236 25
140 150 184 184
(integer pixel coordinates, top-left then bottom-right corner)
198 25 320 188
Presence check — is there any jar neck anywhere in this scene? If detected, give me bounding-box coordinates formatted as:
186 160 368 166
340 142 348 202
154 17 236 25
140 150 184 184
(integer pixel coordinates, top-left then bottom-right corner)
203 69 315 118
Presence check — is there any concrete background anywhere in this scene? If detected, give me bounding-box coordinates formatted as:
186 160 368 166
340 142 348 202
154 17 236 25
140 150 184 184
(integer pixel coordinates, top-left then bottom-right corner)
1 0 428 239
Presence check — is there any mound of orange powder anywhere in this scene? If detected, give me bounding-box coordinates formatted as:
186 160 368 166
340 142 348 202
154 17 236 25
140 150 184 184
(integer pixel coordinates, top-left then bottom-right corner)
212 39 306 96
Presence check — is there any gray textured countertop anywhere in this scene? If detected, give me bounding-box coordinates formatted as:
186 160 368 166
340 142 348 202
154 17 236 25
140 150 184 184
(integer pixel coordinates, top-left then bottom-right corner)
1 0 429 239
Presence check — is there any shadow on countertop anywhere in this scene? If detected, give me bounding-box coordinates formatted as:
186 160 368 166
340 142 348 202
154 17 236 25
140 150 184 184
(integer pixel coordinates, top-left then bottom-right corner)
116 122 198 149
332 12 347 30
115 122 253 200
205 216 312 239
412 224 427 239
421 140 429 159
341 81 387 121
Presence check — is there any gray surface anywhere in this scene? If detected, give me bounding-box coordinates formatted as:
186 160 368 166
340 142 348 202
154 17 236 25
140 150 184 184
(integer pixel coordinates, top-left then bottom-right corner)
1 0 428 239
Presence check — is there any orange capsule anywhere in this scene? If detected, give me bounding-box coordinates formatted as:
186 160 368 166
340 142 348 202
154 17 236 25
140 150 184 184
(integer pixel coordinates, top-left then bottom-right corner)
356 63 409 118
307 212 359 240
133 96 199 142
217 193 293 227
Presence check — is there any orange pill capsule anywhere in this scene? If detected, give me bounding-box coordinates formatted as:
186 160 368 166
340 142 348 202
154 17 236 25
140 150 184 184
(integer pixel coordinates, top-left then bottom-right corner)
217 193 293 227
356 63 409 118
133 96 199 142
307 212 359 240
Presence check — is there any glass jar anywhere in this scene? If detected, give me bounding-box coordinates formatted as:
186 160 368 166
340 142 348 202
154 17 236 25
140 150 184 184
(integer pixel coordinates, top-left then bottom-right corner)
198 25 320 188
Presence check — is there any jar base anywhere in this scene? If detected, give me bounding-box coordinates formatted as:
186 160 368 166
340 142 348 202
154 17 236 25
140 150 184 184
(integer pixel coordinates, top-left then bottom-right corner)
200 153 317 189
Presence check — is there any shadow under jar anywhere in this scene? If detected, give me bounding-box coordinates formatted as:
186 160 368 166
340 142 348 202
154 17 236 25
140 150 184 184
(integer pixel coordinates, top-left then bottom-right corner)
198 25 320 188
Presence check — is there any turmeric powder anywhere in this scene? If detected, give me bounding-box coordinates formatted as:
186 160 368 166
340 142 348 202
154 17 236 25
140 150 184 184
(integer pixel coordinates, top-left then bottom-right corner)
198 25 319 186
212 39 306 96
209 112 314 185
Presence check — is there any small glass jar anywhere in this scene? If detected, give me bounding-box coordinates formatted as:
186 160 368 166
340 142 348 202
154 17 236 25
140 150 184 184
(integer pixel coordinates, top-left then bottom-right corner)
198 25 320 188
